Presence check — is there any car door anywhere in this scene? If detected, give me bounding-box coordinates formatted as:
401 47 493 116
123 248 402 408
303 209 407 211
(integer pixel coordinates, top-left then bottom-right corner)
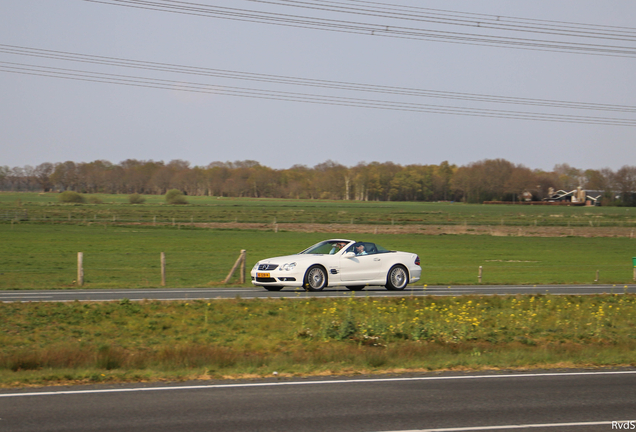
339 243 384 282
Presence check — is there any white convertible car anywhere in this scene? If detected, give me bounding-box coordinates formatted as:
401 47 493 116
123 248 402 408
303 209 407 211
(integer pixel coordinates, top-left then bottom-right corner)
251 239 421 291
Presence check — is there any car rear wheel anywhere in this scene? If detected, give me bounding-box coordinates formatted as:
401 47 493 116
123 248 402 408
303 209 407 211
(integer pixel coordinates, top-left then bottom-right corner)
264 286 283 292
385 265 408 291
304 265 327 291
346 286 365 291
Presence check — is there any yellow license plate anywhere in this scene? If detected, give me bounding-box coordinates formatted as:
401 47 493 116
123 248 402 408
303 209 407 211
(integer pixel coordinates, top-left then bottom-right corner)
257 272 270 278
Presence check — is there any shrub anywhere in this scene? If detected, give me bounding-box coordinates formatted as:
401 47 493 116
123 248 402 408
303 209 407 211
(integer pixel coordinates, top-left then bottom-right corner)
165 189 188 205
128 193 146 204
58 191 85 204
88 196 103 204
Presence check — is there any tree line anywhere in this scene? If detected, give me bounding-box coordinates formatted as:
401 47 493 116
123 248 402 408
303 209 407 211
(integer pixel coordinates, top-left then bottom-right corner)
1 159 635 205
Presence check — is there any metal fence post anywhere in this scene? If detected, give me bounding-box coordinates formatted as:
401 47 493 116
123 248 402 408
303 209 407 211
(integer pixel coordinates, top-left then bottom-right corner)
161 252 166 286
77 252 84 287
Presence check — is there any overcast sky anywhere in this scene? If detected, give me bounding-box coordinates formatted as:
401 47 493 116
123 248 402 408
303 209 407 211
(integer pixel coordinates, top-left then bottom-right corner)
1 0 635 171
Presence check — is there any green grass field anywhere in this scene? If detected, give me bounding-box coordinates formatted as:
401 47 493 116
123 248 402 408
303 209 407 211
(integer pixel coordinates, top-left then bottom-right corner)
2 192 636 227
3 193 636 386
1 295 635 387
1 223 635 289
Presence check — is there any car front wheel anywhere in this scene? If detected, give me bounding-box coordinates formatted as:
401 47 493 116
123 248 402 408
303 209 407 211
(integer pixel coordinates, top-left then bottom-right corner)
385 265 408 291
304 265 327 291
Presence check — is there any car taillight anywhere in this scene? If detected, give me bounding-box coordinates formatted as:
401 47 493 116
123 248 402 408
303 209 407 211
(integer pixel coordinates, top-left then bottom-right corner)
415 256 420 266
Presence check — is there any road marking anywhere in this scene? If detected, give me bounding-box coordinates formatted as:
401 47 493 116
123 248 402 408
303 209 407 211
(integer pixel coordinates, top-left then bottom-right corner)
0 289 258 296
378 420 621 431
1 370 635 398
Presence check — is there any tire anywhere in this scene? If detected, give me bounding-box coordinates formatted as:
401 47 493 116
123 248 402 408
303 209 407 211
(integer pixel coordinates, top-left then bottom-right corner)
304 265 327 291
346 286 365 291
385 265 409 291
264 286 283 292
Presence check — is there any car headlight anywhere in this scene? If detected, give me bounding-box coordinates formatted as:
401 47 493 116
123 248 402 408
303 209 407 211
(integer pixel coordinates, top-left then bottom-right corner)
281 262 296 271
253 262 260 271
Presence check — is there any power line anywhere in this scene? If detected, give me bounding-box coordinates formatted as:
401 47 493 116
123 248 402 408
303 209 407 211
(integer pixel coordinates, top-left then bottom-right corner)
249 0 636 42
334 0 636 35
79 0 636 58
2 60 635 126
2 44 635 114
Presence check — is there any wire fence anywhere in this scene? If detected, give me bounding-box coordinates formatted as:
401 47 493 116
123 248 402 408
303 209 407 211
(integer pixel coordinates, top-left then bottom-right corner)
0 250 250 290
2 251 635 290
3 209 636 229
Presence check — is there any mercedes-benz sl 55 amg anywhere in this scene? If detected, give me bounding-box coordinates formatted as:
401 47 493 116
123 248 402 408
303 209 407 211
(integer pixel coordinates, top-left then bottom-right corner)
251 239 421 291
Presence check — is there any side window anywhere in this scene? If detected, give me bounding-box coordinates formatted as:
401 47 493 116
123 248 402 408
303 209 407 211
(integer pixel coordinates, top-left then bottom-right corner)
364 242 378 255
349 242 375 256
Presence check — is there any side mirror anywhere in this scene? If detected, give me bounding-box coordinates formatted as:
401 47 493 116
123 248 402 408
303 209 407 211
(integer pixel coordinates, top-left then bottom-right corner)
344 252 356 259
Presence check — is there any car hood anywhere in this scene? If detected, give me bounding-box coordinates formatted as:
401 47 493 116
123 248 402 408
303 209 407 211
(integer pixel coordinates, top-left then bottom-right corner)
257 254 325 264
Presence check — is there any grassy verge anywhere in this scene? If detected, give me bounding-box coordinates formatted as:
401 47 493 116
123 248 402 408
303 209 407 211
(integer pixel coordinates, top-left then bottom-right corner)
1 223 635 288
2 192 636 227
1 295 635 387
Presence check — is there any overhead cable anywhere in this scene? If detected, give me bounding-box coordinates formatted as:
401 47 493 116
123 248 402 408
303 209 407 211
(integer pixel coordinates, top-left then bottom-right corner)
2 44 635 114
79 0 636 58
248 0 636 42
1 60 635 126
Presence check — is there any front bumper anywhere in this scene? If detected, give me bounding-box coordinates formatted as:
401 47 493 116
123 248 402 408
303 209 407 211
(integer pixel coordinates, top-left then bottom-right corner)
250 269 305 287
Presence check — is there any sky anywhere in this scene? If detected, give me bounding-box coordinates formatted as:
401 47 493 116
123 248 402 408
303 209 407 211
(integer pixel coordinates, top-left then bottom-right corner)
1 0 635 172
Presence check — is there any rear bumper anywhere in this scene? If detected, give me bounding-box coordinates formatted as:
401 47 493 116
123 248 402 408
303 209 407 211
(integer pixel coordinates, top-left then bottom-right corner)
409 266 422 284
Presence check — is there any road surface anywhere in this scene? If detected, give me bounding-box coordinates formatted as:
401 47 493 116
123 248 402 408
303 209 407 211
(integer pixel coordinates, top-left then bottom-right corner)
1 284 634 302
1 370 635 431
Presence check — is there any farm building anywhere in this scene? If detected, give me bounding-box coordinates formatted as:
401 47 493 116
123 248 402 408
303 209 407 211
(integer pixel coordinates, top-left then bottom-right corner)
543 187 602 206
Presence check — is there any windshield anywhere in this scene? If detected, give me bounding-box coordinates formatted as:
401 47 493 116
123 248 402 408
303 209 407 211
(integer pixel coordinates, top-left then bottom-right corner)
300 240 351 255
299 240 392 255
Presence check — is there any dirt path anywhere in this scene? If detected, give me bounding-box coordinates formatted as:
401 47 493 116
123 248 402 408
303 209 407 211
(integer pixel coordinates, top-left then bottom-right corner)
183 222 636 238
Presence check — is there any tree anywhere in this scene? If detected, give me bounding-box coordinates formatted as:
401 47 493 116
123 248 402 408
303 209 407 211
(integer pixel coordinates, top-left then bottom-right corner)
389 165 432 201
481 159 515 201
431 161 455 201
280 164 313 199
249 165 279 198
7 167 27 191
121 159 160 193
553 163 583 191
0 166 9 190
103 165 125 194
583 168 613 192
613 165 636 206
450 159 517 203
313 160 348 200
504 165 537 201
205 162 232 197
450 165 473 203
34 162 54 192
364 162 401 201
78 160 112 193
532 170 559 200
151 166 175 195
50 161 78 191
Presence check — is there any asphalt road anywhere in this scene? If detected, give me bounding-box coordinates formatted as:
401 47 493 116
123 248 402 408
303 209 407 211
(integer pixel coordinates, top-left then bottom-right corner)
1 284 635 302
2 370 635 431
